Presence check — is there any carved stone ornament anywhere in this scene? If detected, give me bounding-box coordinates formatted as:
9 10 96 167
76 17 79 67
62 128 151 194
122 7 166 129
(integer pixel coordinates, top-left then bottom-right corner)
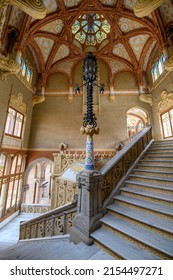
157 90 173 113
164 57 173 71
32 95 45 106
0 0 46 19
139 93 153 106
80 124 100 137
10 92 26 114
0 53 21 80
134 0 164 18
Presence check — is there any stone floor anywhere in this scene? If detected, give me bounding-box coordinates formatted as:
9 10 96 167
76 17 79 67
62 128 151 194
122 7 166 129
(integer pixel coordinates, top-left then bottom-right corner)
0 213 39 251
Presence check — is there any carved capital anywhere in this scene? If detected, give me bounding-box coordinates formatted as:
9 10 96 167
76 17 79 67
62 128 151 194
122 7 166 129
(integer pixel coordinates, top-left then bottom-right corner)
80 125 100 137
0 54 21 80
139 93 153 106
134 0 164 18
32 95 45 106
164 57 173 71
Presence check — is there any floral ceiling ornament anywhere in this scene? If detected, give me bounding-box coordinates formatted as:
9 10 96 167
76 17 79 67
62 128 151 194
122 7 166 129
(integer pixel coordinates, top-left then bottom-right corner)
0 0 46 19
134 0 164 18
72 14 110 46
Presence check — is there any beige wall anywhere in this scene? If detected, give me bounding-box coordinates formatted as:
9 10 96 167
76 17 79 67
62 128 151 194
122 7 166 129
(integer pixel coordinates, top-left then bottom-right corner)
114 72 138 89
28 94 153 150
0 75 33 149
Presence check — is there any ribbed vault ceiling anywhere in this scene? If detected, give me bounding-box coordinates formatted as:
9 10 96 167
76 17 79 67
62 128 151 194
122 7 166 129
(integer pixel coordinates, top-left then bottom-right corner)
3 0 173 88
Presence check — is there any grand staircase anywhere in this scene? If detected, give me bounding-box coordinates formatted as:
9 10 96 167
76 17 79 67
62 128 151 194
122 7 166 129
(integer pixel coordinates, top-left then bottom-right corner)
0 139 173 260
91 140 173 260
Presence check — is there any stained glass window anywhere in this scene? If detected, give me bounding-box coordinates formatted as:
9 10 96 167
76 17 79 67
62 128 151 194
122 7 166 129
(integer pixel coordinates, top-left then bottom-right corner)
72 14 110 46
19 58 33 84
151 54 165 83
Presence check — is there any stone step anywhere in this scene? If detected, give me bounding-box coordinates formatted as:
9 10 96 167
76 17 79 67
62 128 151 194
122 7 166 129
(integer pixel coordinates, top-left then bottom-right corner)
133 169 173 179
125 180 173 195
114 195 173 218
150 147 173 152
152 140 173 145
91 228 161 260
146 151 173 156
0 238 114 260
136 164 173 172
142 155 173 160
120 187 173 205
129 174 173 186
107 204 173 235
100 215 173 259
140 159 173 166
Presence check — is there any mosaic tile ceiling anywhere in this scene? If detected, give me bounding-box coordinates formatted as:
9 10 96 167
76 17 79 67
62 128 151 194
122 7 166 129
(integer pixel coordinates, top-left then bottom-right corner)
5 0 173 83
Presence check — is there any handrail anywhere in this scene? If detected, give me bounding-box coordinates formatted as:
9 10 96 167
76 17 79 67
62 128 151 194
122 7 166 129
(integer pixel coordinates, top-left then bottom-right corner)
100 126 152 202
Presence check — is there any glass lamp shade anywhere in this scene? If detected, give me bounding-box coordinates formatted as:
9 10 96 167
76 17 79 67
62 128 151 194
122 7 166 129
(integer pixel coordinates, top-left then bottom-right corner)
83 52 97 82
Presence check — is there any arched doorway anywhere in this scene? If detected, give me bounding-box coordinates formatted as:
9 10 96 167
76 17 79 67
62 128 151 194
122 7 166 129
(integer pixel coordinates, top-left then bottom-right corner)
126 107 149 138
22 158 53 213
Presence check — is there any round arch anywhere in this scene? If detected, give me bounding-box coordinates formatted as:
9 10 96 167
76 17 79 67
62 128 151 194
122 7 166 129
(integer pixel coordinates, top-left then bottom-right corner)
126 106 150 138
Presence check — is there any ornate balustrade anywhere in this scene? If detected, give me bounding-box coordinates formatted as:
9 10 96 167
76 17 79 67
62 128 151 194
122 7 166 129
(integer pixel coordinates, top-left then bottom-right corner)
19 199 77 240
100 126 152 204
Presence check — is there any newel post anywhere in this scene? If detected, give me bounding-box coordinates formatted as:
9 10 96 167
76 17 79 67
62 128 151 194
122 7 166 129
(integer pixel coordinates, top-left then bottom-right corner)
70 170 103 245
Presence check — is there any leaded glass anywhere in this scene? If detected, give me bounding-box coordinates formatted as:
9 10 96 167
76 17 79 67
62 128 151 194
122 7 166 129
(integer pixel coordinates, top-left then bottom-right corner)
72 13 110 46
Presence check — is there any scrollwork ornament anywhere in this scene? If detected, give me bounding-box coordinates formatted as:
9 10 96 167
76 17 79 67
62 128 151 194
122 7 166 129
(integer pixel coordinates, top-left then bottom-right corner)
134 0 164 18
0 0 46 19
0 54 21 80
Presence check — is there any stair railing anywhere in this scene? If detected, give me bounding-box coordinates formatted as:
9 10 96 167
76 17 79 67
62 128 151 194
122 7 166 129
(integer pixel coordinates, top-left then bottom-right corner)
19 197 77 240
100 126 153 207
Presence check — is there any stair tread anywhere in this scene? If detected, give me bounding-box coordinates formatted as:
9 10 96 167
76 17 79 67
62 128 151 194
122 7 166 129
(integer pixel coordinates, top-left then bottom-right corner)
120 187 173 202
140 159 173 162
133 169 173 175
114 195 173 216
101 214 173 257
91 228 161 260
125 180 173 191
137 164 173 169
107 204 173 233
129 174 173 182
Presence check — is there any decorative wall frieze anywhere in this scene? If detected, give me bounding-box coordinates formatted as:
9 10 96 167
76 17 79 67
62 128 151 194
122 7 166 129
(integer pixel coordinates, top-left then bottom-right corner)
164 57 173 71
134 0 164 18
0 53 21 80
139 93 153 106
0 0 46 19
10 92 27 114
157 90 173 113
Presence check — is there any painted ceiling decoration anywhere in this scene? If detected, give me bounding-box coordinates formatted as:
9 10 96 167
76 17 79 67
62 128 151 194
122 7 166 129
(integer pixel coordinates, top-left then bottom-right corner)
1 0 172 89
72 14 111 46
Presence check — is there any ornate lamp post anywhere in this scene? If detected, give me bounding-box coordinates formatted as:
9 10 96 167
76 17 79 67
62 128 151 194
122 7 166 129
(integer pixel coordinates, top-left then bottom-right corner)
80 52 100 170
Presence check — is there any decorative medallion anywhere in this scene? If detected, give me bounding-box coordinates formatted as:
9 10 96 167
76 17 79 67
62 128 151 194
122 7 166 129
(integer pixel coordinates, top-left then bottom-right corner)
43 0 57 13
64 0 82 7
99 0 117 5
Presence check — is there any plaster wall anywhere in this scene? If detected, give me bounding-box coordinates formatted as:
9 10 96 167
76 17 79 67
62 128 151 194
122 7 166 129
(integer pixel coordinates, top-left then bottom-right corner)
28 94 153 150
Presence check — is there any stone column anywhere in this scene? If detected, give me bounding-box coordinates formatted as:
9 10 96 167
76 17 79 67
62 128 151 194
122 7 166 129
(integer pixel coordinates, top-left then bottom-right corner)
70 170 103 245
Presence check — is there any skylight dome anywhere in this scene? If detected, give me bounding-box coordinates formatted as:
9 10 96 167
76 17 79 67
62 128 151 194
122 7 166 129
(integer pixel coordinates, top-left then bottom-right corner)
72 14 110 46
